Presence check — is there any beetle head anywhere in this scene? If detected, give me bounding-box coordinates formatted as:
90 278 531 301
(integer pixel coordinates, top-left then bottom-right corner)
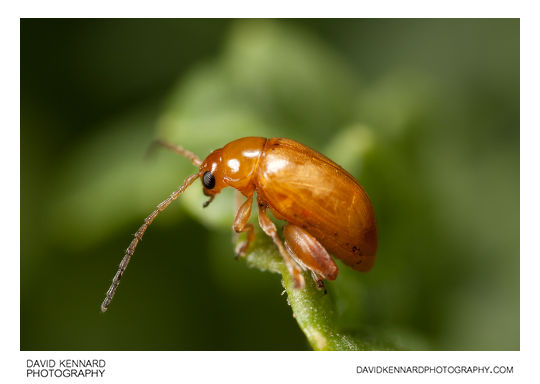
199 148 226 199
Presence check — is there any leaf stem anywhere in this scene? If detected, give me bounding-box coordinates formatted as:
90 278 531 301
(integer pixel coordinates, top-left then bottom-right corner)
242 233 369 350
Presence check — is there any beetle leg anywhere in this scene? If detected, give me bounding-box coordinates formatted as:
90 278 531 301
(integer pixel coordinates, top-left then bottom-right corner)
232 194 255 258
283 224 338 292
309 271 327 294
257 205 305 289
234 189 244 211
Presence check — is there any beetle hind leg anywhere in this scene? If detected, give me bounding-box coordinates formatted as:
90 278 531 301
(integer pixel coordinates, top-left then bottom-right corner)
283 224 338 292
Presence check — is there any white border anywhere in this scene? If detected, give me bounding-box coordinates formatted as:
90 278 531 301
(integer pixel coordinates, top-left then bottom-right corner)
4 1 536 383
20 351 521 383
11 0 524 18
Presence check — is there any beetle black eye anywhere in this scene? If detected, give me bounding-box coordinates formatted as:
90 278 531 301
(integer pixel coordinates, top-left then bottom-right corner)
202 171 215 189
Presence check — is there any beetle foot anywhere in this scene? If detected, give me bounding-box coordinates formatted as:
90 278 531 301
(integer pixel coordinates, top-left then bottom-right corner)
290 269 305 290
315 279 327 294
234 241 249 259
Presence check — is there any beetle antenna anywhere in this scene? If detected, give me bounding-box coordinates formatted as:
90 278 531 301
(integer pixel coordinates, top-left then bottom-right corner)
147 139 202 167
101 172 200 312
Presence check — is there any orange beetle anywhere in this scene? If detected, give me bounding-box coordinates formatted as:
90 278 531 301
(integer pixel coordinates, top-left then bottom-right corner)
101 137 378 312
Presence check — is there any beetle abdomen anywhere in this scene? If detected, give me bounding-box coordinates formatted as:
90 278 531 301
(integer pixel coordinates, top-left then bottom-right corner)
256 138 378 272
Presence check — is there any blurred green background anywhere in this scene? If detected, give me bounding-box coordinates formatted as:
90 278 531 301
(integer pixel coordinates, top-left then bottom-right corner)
21 19 519 350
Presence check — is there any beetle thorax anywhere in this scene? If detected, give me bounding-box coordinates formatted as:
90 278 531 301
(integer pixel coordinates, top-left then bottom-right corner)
220 137 266 192
200 137 267 196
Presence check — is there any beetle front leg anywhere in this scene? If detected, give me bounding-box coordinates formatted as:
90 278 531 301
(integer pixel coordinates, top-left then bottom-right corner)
233 194 255 258
257 204 305 289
